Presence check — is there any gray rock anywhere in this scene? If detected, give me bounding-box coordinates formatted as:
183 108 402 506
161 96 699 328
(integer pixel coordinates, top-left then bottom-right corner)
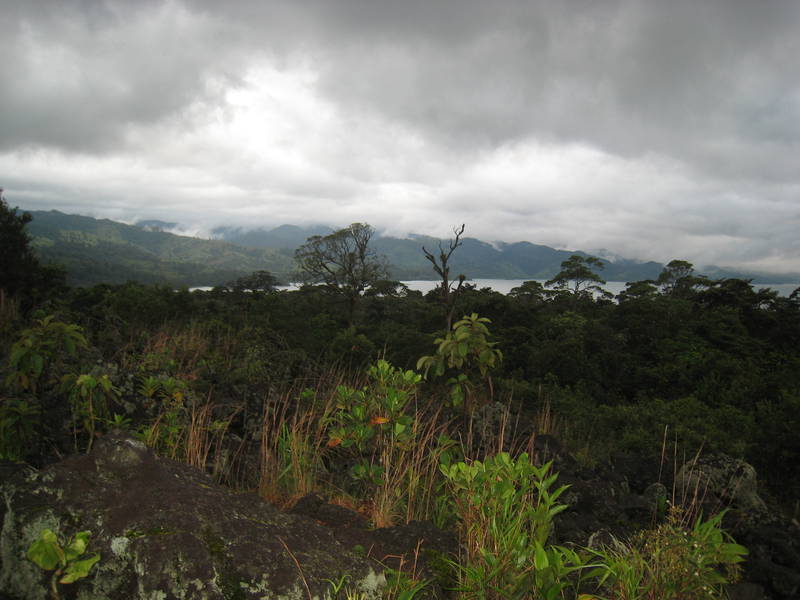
675 454 767 514
642 482 668 513
1 431 385 599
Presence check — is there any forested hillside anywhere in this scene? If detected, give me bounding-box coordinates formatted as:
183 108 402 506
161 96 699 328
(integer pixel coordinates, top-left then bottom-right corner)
25 210 295 286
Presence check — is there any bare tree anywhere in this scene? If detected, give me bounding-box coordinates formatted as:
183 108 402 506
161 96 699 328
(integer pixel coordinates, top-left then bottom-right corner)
422 224 466 330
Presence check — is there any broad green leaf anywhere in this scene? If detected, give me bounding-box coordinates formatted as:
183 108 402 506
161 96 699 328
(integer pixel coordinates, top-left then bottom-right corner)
59 553 100 584
533 543 549 570
64 531 91 561
26 529 63 570
30 354 44 379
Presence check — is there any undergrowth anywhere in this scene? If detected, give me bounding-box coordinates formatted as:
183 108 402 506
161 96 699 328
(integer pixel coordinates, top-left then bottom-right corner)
1 315 749 599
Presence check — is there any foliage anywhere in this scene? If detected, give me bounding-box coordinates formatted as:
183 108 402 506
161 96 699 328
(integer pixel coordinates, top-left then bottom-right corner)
383 567 432 600
0 193 66 311
545 255 609 298
138 375 192 459
0 397 39 460
0 194 37 299
417 313 502 410
4 248 800 596
326 360 420 499
5 315 88 393
656 260 709 297
226 270 279 292
441 453 589 599
27 529 100 599
295 222 388 324
588 508 747 599
60 373 120 452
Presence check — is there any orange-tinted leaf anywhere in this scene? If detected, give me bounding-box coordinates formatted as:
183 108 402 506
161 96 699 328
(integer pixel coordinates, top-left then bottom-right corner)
370 416 390 425
327 438 342 448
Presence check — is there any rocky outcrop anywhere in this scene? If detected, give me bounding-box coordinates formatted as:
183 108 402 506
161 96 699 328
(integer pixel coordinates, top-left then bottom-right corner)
670 453 800 598
289 493 457 598
3 430 798 600
0 431 385 599
532 443 800 600
676 453 768 515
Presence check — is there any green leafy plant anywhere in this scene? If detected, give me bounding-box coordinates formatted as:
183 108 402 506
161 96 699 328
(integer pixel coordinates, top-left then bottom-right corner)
327 569 432 600
587 507 748 599
324 360 425 524
26 529 100 600
417 313 502 412
4 316 89 458
60 373 120 452
384 567 432 600
138 375 191 459
326 360 420 484
0 396 38 460
106 412 133 431
5 315 87 393
441 453 590 599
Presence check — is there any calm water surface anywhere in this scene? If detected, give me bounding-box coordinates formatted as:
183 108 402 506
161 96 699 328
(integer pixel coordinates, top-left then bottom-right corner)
193 279 798 296
277 279 799 296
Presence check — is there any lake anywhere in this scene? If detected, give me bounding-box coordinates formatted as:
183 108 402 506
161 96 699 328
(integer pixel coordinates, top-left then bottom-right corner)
269 279 799 296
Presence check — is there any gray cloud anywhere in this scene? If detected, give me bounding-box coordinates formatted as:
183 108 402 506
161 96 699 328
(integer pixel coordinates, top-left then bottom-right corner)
1 0 800 274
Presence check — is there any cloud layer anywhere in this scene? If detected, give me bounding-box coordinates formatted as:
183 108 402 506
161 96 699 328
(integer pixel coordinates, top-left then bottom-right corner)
2 0 799 273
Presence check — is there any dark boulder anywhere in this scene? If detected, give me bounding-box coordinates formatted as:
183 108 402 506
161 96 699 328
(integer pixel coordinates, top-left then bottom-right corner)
0 431 385 599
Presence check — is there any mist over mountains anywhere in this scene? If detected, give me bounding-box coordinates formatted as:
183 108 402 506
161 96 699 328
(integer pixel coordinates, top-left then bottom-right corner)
22 209 800 288
211 224 796 284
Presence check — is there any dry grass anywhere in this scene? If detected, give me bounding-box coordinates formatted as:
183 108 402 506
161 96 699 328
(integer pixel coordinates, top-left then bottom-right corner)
371 401 452 527
257 370 349 505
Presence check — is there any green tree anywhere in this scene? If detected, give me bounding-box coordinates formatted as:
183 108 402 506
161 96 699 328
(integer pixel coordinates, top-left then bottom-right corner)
226 270 279 293
417 313 503 415
545 254 608 297
294 223 388 326
0 191 39 304
508 280 547 304
656 259 709 297
0 190 65 312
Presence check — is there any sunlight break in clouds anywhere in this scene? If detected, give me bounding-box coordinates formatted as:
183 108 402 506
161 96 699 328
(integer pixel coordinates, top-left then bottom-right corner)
1 0 799 274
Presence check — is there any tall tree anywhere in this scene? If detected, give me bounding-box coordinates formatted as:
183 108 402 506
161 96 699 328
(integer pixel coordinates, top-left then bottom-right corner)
545 254 608 297
422 224 466 330
0 190 63 311
656 259 709 297
226 270 279 294
294 223 387 325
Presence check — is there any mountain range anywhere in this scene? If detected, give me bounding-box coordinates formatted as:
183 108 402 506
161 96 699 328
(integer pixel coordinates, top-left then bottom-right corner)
21 209 799 288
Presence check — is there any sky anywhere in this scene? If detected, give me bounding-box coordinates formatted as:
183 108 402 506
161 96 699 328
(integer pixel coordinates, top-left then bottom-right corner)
2 0 799 274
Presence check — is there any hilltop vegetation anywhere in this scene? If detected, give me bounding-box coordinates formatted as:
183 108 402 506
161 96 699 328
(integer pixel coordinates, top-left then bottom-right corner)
25 209 294 286
3 205 800 598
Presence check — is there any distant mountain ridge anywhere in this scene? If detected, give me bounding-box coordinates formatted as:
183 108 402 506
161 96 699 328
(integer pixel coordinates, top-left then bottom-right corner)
213 224 797 284
213 224 664 280
22 209 800 287
25 210 294 287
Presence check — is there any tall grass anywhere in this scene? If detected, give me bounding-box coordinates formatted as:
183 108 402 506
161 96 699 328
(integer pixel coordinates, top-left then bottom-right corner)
371 401 453 527
257 369 350 505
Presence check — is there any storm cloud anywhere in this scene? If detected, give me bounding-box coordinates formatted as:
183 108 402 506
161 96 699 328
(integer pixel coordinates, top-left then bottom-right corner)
2 0 799 273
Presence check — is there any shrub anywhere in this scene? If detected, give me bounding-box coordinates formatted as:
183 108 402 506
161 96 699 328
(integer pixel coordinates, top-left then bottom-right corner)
588 507 747 600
